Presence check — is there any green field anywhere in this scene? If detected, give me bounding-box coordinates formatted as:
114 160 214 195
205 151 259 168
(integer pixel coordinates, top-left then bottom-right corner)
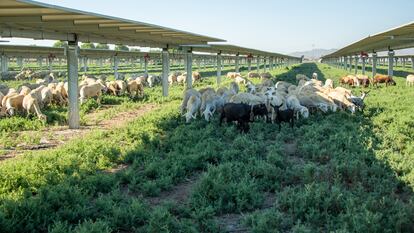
0 62 413 232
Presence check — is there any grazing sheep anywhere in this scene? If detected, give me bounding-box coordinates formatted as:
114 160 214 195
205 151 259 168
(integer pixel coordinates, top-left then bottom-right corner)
349 91 369 111
286 95 309 120
373 74 396 87
5 94 25 116
127 80 145 98
192 71 202 82
115 80 127 95
406 74 414 86
147 75 160 87
247 72 260 78
180 88 201 115
230 93 266 106
0 92 18 116
356 75 370 87
106 81 118 96
176 74 186 85
234 76 247 85
79 82 106 104
23 92 47 120
41 87 53 107
200 88 217 115
272 103 294 130
168 73 178 85
184 95 201 123
327 90 356 114
136 76 147 86
227 72 241 79
260 72 272 79
220 103 253 132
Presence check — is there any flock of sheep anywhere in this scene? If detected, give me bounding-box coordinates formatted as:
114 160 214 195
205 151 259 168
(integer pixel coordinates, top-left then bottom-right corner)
180 71 369 132
0 70 161 121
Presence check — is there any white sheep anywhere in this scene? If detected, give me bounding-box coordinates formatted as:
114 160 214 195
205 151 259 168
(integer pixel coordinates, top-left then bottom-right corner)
180 88 201 115
312 72 318 80
286 95 309 119
184 95 201 123
41 87 53 107
79 82 106 104
406 74 414 86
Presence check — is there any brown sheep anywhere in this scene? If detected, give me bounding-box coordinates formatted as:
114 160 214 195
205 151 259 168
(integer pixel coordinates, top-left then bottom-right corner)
373 74 396 87
127 80 145 98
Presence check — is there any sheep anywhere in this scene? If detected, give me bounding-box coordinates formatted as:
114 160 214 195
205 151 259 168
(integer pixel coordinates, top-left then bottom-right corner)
168 74 178 85
246 83 257 94
5 94 25 116
136 76 147 86
229 82 239 95
184 95 201 123
247 72 260 78
348 91 369 111
41 87 53 107
79 82 106 104
147 75 160 87
127 80 145 98
220 103 254 132
29 86 46 109
323 79 334 89
297 94 329 113
272 103 294 130
312 72 318 80
356 75 370 87
296 74 310 82
180 88 201 115
106 81 118 96
327 90 356 114
200 88 217 116
192 71 202 82
260 72 272 79
406 74 414 87
230 93 266 106
57 82 68 102
22 92 47 120
115 80 127 95
19 86 32 96
234 76 247 85
286 95 309 120
176 74 186 85
0 92 19 116
227 72 241 79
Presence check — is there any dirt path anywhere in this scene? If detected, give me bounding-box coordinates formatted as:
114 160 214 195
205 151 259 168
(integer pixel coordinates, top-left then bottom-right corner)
0 103 158 162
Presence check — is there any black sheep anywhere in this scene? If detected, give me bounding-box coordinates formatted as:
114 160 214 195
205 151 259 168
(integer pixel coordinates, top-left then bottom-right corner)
220 103 253 132
252 103 269 122
273 104 294 130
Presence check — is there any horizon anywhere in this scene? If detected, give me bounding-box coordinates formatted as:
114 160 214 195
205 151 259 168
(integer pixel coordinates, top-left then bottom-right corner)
1 0 414 55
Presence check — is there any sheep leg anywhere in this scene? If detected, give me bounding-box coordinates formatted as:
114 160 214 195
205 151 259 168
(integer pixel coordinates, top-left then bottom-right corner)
219 112 225 126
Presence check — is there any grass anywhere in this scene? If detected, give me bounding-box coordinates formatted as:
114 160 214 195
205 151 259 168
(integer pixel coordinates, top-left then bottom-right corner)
0 62 413 232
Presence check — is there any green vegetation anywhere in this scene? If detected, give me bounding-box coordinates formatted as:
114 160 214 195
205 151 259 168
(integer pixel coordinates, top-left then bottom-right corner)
0 63 413 232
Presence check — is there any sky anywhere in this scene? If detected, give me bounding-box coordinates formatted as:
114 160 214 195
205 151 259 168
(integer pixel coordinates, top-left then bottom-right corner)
3 0 414 54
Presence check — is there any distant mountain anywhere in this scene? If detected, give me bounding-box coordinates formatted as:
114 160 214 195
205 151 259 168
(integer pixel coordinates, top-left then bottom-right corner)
289 48 337 60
